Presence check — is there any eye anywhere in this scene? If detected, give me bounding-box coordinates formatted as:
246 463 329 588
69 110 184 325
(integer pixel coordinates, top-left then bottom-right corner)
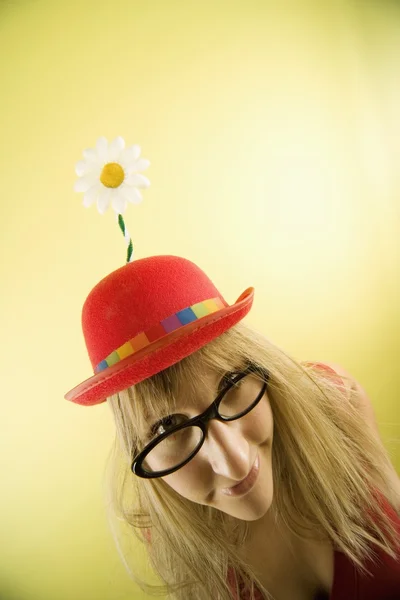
228 373 246 387
221 370 241 387
149 414 186 439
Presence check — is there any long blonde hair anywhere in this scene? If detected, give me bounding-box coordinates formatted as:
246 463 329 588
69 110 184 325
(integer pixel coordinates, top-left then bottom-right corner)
103 321 399 600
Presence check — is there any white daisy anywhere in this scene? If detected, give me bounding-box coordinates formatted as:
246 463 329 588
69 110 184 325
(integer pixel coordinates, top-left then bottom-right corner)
74 136 150 214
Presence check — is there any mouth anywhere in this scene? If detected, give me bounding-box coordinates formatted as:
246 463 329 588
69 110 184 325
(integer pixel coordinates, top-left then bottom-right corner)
221 452 260 497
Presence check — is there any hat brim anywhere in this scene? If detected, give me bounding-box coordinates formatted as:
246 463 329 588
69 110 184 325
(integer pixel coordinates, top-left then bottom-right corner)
65 287 254 406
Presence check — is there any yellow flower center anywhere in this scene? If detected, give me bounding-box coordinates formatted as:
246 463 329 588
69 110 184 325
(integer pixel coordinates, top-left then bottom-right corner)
100 162 125 188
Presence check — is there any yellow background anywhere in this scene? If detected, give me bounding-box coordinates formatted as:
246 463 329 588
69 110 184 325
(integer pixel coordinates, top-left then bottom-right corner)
1 1 399 598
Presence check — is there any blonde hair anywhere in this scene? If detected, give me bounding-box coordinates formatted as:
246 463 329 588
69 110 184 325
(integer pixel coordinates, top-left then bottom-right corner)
102 321 399 600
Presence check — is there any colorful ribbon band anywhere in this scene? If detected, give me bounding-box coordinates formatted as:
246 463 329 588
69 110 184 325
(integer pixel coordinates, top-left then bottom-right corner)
94 296 226 373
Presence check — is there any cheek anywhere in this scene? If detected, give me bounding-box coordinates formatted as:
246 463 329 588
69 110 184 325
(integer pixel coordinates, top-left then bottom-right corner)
249 396 273 440
161 464 205 500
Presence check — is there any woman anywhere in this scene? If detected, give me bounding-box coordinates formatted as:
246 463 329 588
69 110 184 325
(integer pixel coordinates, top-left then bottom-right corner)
65 255 400 600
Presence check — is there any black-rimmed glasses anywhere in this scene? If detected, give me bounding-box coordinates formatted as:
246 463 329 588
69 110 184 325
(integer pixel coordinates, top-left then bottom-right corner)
131 362 269 479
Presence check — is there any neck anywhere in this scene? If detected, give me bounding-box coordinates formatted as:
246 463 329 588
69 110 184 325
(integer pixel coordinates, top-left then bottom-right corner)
238 509 334 598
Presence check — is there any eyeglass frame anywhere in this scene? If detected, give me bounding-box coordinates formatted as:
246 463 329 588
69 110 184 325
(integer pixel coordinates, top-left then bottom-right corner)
131 362 270 479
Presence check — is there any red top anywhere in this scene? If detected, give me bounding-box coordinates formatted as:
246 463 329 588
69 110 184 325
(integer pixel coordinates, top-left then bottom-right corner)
329 492 400 600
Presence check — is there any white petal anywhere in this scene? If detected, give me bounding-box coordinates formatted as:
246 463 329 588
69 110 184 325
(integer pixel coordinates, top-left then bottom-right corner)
108 136 125 161
111 191 128 214
120 185 142 204
125 173 150 188
74 172 99 193
130 144 141 159
83 184 99 207
96 186 111 214
75 160 90 176
119 185 137 202
83 148 97 162
96 137 108 162
130 158 150 172
119 145 141 165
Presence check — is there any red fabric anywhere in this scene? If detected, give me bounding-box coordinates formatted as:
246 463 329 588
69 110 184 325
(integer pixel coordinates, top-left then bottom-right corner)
227 567 264 600
330 495 400 600
65 255 254 405
82 256 227 369
67 297 253 406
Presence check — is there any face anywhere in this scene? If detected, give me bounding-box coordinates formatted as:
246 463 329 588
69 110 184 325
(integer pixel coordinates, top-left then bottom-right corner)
159 364 274 522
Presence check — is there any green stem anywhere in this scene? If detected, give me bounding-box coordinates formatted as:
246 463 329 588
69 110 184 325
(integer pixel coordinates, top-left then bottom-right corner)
117 214 133 263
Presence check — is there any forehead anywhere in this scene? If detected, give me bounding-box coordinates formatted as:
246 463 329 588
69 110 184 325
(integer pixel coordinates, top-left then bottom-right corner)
159 364 222 409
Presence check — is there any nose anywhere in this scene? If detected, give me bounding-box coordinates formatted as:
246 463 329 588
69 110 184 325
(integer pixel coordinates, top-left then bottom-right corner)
202 419 251 482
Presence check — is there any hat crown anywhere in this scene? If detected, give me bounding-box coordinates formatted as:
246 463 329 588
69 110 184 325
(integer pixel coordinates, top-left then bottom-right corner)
82 255 225 369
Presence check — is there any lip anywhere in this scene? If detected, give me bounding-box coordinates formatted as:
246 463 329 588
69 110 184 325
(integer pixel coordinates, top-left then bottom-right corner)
221 452 260 497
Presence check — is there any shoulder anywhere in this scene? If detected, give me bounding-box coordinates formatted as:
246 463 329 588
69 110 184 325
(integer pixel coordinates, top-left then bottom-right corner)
303 361 353 397
304 360 381 441
310 361 379 429
319 362 400 511
320 363 377 425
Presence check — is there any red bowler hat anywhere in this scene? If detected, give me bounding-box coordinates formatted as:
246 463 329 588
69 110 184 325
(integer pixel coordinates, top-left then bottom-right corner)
65 255 254 406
